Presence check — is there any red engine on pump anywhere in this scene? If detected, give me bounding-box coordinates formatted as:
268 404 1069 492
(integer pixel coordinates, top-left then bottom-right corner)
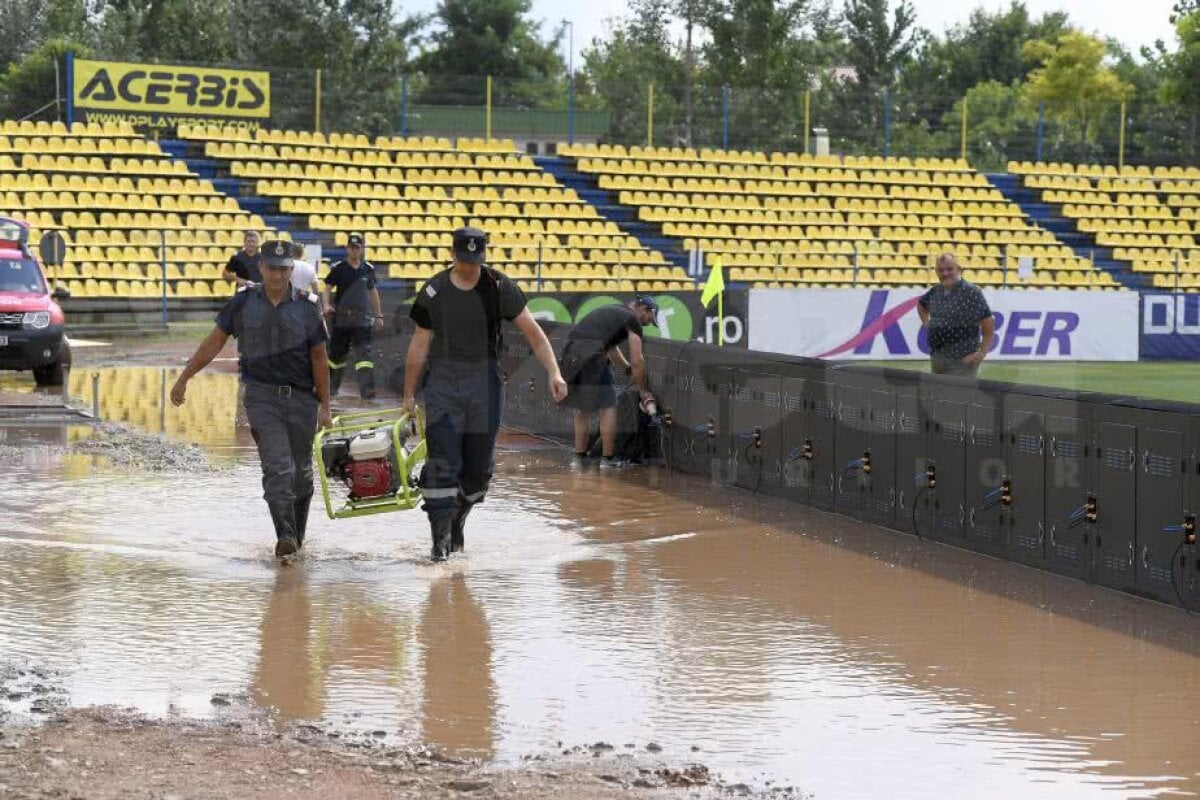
345 460 394 499
320 428 401 500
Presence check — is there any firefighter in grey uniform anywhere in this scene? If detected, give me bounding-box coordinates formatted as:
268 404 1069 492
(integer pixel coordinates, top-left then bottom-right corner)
403 226 568 561
323 233 384 399
172 239 332 558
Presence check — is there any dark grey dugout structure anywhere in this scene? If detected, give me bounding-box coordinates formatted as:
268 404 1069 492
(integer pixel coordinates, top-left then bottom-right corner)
388 318 1200 612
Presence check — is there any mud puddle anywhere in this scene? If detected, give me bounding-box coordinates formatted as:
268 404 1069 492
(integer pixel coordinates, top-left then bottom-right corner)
2 367 1200 798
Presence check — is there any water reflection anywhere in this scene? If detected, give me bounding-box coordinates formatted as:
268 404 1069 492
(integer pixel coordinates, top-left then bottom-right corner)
419 573 495 758
67 366 242 452
250 568 321 723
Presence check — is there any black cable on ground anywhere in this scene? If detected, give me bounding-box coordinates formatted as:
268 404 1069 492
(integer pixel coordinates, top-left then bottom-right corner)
742 440 763 495
659 423 671 474
1170 541 1198 615
910 485 930 541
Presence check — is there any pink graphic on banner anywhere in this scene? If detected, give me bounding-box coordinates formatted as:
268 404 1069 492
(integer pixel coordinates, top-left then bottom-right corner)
817 296 922 358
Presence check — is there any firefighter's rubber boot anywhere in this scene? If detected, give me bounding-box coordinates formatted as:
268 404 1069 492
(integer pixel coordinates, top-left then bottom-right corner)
293 494 313 550
269 501 299 559
450 498 474 554
430 516 453 562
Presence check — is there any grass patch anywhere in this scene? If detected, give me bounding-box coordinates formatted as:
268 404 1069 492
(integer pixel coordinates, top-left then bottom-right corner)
852 361 1195 404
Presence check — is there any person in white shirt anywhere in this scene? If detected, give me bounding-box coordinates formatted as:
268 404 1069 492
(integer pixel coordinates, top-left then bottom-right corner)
288 242 320 296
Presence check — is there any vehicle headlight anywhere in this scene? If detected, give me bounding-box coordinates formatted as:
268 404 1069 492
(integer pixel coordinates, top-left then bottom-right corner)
22 311 50 329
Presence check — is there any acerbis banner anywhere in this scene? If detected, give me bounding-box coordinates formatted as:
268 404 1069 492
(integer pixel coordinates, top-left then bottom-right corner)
1140 293 1200 360
749 287 1139 361
71 58 271 129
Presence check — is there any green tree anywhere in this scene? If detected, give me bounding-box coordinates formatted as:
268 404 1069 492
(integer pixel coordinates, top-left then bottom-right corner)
415 0 565 107
234 0 421 134
955 80 1036 169
45 0 88 44
701 0 817 149
677 0 713 146
0 38 89 120
0 0 49 72
824 0 917 155
902 3 1068 104
0 0 88 71
582 0 685 145
90 0 235 63
1159 11 1200 159
1023 31 1134 162
1172 0 1199 23
842 0 917 91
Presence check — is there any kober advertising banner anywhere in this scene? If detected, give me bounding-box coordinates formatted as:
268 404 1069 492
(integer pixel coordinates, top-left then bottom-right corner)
749 288 1139 361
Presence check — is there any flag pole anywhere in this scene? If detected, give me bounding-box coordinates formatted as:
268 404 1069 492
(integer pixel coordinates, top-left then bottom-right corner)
717 290 724 347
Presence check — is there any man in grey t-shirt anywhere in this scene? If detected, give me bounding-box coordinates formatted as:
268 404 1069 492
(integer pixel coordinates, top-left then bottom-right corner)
917 253 995 376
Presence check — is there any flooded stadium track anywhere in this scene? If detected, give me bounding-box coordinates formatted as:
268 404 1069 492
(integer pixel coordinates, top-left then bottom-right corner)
1 366 1199 798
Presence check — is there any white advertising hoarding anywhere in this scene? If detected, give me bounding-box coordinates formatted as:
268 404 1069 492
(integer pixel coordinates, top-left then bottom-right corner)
749 288 1139 361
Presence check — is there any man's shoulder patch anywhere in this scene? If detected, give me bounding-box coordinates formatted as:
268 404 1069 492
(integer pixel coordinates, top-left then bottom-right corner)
425 284 437 298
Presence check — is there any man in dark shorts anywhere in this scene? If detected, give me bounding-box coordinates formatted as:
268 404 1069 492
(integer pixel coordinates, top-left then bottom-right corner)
918 253 995 376
560 297 658 469
223 230 263 288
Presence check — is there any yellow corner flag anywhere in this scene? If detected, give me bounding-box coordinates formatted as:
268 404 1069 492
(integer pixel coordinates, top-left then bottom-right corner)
701 257 725 308
700 256 725 346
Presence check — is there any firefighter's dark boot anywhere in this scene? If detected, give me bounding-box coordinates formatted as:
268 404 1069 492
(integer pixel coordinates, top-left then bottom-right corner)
450 498 473 554
430 516 453 562
293 494 313 550
269 501 299 558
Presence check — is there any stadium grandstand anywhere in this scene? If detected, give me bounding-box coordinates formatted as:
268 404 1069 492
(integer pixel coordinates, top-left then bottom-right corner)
1007 160 1200 290
557 142 1120 289
0 119 275 299
3 117 1200 298
174 123 687 294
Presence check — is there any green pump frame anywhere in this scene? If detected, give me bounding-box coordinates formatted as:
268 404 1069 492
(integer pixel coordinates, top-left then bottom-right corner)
313 406 426 520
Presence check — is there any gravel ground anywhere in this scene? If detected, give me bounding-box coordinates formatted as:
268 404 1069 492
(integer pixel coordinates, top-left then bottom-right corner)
0 705 800 800
69 421 217 471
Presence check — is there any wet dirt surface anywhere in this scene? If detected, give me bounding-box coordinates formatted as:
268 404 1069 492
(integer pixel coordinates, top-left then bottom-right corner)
0 707 749 800
3 348 1200 798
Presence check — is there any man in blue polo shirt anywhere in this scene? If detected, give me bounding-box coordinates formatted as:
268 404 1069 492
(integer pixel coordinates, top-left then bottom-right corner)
171 239 331 558
918 253 995 376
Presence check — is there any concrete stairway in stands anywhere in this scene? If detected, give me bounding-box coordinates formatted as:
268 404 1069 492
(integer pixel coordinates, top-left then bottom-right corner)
986 173 1148 290
534 155 693 274
157 139 338 259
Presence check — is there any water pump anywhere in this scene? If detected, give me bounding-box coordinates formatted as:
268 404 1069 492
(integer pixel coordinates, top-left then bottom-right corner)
314 407 426 519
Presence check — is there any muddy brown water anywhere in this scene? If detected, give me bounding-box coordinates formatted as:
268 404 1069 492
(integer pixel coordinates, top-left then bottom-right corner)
2 367 1200 798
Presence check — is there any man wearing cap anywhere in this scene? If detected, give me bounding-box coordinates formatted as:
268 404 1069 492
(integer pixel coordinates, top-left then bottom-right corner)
323 233 384 399
559 297 658 469
171 239 331 558
403 226 568 562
